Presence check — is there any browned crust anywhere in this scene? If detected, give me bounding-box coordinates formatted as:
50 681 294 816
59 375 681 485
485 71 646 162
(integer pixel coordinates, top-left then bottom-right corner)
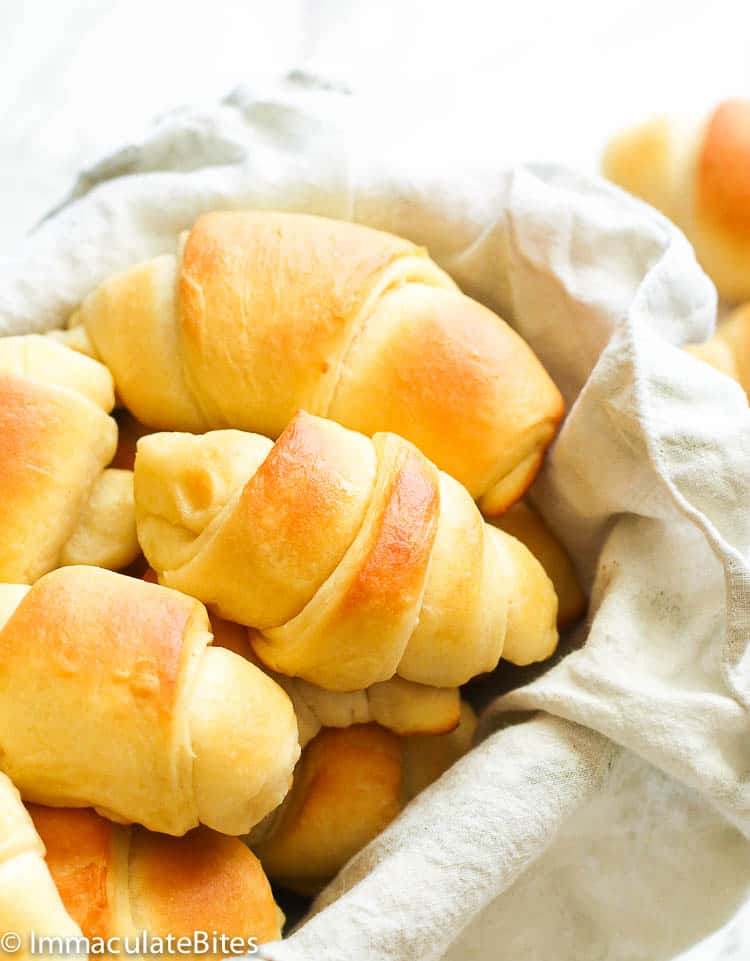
0 375 62 520
697 99 750 236
329 285 564 504
129 826 281 945
29 805 117 940
30 806 282 948
179 211 418 433
340 442 439 620
233 412 369 582
0 373 115 582
257 724 403 894
1 567 192 724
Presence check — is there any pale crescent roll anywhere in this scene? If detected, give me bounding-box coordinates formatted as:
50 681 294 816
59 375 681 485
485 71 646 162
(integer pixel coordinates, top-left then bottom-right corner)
0 335 138 583
0 567 299 836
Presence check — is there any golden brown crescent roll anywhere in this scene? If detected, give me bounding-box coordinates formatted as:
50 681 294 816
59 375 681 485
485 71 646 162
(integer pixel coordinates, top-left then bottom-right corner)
208 611 461 746
250 704 477 896
603 100 750 302
28 806 283 952
491 500 585 627
0 774 83 959
63 210 563 514
134 411 559 691
0 567 299 836
0 335 139 583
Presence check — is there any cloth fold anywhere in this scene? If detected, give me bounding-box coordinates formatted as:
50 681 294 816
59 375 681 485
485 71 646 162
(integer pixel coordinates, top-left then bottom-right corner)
2 73 748 961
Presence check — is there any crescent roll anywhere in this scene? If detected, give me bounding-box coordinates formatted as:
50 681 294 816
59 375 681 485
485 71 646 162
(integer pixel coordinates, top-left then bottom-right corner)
250 704 477 896
134 411 559 691
0 567 299 836
272 673 461 749
28 806 283 951
603 99 750 302
62 210 563 514
0 774 83 959
0 335 139 583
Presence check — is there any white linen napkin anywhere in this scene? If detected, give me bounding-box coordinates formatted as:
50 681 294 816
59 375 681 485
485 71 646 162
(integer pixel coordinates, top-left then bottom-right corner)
2 72 748 961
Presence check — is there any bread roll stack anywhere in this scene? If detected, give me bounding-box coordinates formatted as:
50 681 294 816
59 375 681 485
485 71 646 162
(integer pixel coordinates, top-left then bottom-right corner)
0 209 573 929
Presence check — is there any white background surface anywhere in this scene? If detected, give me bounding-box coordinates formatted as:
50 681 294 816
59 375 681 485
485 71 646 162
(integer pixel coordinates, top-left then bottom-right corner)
2 2 750 958
1 0 749 253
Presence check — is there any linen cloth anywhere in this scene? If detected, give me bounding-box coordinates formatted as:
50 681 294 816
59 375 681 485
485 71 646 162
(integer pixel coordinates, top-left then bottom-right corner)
2 73 749 961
